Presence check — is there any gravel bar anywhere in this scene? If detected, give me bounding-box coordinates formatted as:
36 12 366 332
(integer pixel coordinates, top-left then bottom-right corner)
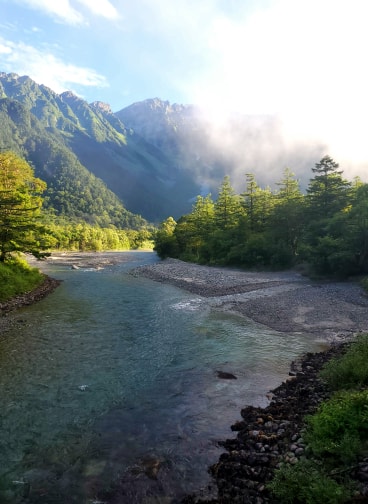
132 258 368 342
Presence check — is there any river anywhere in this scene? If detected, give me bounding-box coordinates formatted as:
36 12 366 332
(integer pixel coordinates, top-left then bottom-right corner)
0 252 324 503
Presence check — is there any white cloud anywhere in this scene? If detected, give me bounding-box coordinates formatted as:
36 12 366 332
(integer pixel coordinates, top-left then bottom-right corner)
0 44 12 54
14 0 119 25
76 0 119 20
0 38 108 92
182 0 368 170
18 0 85 25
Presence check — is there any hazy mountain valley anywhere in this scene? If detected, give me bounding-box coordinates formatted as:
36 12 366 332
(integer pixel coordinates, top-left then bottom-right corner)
0 72 326 224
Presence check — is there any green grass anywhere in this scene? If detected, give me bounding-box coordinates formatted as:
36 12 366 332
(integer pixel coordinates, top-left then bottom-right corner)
0 257 44 302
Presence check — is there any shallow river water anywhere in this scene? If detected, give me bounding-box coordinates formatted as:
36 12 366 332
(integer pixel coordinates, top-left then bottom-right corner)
0 252 325 503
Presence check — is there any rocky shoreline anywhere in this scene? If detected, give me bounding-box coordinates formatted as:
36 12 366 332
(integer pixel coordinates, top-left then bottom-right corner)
132 258 368 503
0 275 61 334
182 343 368 503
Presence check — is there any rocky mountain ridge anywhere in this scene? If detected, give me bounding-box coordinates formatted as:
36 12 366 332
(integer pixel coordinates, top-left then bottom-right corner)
0 72 326 223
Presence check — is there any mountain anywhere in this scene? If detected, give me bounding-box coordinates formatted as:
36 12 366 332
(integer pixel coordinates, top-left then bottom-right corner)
0 72 326 225
0 73 201 223
116 98 326 194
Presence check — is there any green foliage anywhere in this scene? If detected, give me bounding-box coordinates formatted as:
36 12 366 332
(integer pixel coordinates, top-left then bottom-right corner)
0 74 199 223
268 459 352 504
0 257 44 302
320 334 368 390
215 176 244 230
153 156 368 277
0 97 146 229
269 336 368 503
0 150 47 261
306 156 351 219
305 389 368 463
42 219 152 252
153 217 178 258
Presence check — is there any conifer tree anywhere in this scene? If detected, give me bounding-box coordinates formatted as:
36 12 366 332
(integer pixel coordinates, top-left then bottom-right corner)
0 151 46 261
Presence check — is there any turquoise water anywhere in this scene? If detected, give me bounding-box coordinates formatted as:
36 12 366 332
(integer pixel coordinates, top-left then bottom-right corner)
0 252 324 503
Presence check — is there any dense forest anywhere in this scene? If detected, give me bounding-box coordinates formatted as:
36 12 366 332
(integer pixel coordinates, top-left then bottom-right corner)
154 156 368 277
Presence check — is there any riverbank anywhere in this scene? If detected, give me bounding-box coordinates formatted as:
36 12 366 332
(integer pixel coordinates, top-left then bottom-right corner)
131 258 368 503
132 258 368 342
0 275 61 334
0 252 129 335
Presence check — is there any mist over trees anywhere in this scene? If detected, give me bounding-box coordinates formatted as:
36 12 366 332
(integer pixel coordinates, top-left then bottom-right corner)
154 156 368 277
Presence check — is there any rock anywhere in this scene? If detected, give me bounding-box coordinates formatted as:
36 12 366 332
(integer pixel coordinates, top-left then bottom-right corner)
142 457 161 480
216 371 237 379
182 344 352 504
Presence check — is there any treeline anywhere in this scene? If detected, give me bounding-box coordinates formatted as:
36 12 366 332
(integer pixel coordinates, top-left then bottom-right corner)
42 218 153 251
154 156 368 276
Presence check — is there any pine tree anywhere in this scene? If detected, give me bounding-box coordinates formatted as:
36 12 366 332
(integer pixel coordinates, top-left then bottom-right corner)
0 151 47 261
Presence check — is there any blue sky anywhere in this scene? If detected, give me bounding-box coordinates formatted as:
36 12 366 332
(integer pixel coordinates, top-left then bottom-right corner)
0 0 271 110
0 0 368 174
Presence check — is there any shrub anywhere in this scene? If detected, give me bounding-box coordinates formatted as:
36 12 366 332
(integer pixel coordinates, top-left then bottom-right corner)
268 460 352 504
320 334 368 390
305 389 368 464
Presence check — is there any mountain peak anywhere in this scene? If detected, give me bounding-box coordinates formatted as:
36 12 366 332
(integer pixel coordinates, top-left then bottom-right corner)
90 101 113 115
60 90 82 103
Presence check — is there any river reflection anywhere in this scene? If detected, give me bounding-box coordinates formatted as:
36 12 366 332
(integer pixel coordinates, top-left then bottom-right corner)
0 252 324 503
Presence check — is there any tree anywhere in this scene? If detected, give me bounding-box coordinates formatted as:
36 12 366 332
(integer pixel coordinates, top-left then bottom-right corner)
303 156 353 274
153 216 178 258
174 195 215 261
306 156 351 219
241 173 275 233
269 168 304 262
214 176 244 230
342 183 368 273
0 151 46 261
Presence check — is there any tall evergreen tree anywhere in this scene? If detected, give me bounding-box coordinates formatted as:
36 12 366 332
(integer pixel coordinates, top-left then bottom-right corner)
306 156 351 218
303 156 353 274
214 176 243 230
0 151 47 261
270 168 304 261
242 173 274 233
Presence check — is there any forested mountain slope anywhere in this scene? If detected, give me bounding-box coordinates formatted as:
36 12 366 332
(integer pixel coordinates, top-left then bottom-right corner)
0 73 200 222
0 72 329 224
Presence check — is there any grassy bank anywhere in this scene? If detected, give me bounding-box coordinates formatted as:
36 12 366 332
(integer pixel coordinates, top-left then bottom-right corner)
0 258 44 303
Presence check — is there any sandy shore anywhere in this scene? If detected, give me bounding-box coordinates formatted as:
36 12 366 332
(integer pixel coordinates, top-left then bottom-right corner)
132 258 368 342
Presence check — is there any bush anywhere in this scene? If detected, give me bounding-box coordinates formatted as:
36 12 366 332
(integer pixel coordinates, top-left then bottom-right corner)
320 334 368 390
268 460 352 504
0 257 44 302
305 389 368 464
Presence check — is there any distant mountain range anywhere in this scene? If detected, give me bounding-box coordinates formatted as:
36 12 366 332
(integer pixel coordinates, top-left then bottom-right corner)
0 72 325 225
